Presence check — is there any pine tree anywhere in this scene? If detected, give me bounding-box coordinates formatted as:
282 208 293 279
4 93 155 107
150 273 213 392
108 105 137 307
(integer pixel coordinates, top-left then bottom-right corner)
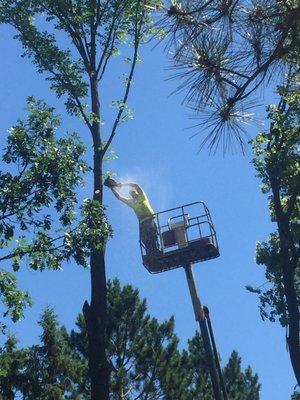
0 279 261 399
72 279 190 400
185 333 260 400
21 307 86 399
223 351 260 400
65 280 262 399
0 335 27 400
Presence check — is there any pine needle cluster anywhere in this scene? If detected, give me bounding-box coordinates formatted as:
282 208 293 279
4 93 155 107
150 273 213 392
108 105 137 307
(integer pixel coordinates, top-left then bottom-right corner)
158 0 300 151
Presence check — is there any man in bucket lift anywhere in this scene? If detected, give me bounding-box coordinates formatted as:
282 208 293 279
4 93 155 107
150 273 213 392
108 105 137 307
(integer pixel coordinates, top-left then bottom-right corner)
104 177 160 255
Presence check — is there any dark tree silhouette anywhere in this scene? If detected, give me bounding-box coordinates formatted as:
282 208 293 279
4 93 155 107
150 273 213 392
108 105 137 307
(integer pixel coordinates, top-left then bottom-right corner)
248 74 300 384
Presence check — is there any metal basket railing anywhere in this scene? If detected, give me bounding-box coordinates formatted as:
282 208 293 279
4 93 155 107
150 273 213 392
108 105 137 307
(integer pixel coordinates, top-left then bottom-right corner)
140 201 220 273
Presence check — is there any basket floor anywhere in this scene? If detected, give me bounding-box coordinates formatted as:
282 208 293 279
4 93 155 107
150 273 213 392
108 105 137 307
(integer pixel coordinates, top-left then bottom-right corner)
143 237 220 274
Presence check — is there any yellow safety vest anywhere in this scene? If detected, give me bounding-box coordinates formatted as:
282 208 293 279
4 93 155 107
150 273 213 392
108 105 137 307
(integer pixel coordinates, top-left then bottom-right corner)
124 190 155 222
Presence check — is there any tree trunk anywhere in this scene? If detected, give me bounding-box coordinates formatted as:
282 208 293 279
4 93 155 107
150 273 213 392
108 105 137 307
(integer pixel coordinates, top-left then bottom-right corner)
83 73 110 400
271 177 300 385
84 248 109 400
279 223 300 385
282 258 300 385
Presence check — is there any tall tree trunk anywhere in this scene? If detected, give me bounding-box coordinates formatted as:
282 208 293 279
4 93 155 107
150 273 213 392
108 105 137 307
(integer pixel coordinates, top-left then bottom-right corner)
271 177 300 385
279 222 300 385
83 73 110 400
282 258 300 385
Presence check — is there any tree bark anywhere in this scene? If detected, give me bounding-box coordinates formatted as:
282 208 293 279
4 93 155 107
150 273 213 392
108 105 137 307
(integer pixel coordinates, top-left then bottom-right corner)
83 72 110 400
278 222 300 385
282 254 300 386
271 177 300 385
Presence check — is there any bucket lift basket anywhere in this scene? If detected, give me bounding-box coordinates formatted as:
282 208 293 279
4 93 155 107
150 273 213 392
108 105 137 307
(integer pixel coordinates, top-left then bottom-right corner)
140 201 220 274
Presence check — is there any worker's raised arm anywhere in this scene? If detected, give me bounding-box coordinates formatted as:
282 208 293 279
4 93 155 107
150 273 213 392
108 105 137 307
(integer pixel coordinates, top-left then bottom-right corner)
121 182 143 195
110 187 130 204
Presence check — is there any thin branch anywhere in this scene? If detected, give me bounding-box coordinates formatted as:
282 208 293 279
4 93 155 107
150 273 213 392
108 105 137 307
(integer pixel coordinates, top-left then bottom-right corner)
219 66 250 79
48 66 91 131
237 70 268 101
0 231 67 264
96 0 131 78
40 2 91 69
94 0 110 32
11 18 92 132
102 5 145 156
75 99 93 131
96 11 119 77
98 29 119 81
230 29 288 103
0 189 42 221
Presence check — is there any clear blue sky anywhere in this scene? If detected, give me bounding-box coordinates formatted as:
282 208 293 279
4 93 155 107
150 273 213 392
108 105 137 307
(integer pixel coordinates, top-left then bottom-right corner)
0 21 295 399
